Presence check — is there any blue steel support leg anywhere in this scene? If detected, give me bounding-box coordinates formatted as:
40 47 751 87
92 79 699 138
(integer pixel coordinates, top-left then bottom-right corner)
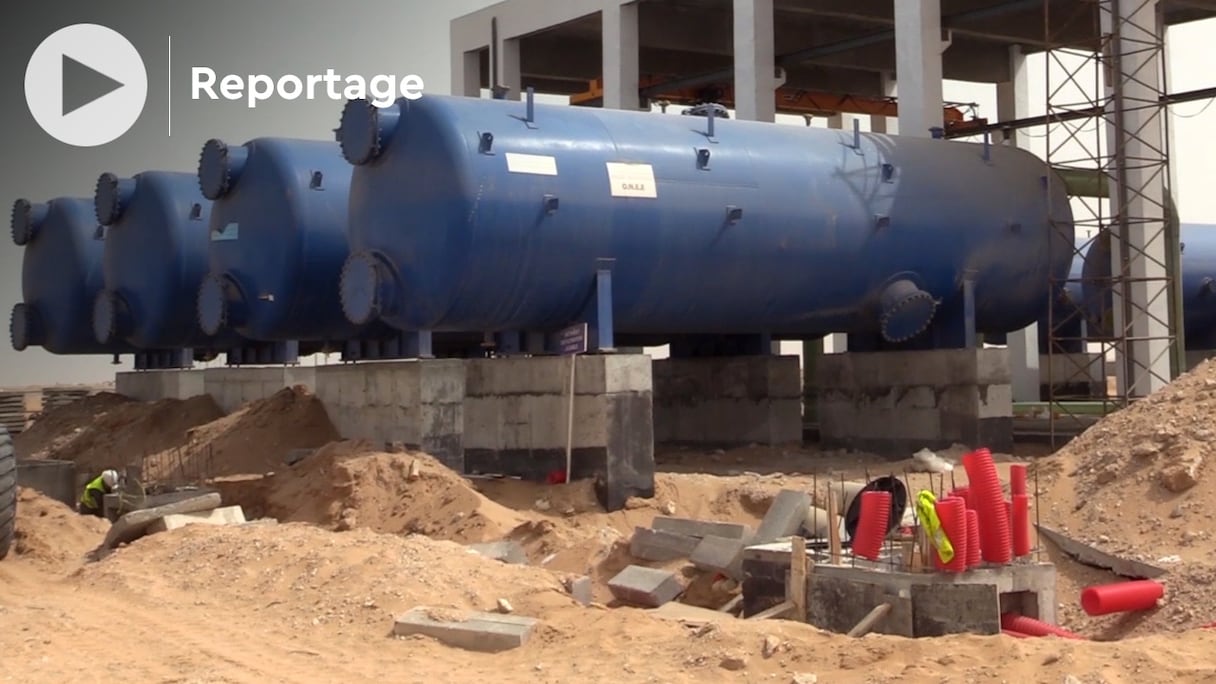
595 259 615 352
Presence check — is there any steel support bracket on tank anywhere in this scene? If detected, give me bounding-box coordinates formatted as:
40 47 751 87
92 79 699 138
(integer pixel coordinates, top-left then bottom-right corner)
341 330 434 362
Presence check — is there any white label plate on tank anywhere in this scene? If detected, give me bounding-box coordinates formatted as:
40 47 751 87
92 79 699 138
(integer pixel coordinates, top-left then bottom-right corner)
505 152 558 176
606 162 657 199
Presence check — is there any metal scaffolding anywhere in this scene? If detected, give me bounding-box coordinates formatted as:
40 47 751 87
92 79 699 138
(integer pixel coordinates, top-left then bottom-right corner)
1042 0 1179 447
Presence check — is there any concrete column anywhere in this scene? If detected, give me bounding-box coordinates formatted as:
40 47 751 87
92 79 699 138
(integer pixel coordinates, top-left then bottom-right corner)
1102 1 1172 396
732 0 776 123
497 37 522 101
453 49 482 97
602 2 640 110
997 45 1039 402
870 72 896 134
894 0 944 137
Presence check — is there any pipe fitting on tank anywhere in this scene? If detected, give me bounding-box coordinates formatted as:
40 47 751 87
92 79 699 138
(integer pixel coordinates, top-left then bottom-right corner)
10 302 43 351
92 290 133 344
197 273 248 336
338 99 401 166
878 278 938 343
198 139 249 200
94 172 137 226
339 251 399 325
11 199 47 246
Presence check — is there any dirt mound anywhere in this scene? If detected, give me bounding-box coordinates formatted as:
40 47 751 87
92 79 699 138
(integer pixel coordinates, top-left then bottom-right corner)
143 386 340 481
72 522 573 632
238 440 527 543
15 394 224 475
1037 359 1216 561
13 391 132 456
10 487 107 566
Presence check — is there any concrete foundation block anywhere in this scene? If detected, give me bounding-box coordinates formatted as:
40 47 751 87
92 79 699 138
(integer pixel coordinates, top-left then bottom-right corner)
115 369 206 402
608 565 683 607
16 459 76 508
467 540 528 565
463 355 654 512
816 349 1013 456
629 527 700 562
653 356 802 446
651 516 751 541
690 535 746 579
566 576 593 606
754 489 813 543
147 505 247 533
392 607 538 652
202 367 316 413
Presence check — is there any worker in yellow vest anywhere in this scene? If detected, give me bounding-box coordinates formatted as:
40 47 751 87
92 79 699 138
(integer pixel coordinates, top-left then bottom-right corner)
78 469 119 518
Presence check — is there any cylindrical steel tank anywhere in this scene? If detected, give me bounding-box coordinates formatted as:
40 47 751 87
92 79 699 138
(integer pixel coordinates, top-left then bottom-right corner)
1038 236 1095 354
195 137 362 343
337 95 1076 342
1082 223 1216 349
92 170 241 353
10 197 134 355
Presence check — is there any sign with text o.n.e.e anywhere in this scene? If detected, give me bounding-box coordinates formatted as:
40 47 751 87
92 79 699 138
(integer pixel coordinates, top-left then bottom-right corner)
606 162 657 199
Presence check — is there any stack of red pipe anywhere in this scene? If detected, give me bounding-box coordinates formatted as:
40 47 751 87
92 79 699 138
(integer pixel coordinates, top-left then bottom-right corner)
933 496 969 573
853 490 891 561
962 448 1013 564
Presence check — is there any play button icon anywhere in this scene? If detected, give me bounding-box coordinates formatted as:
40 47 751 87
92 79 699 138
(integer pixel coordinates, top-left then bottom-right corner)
25 24 148 147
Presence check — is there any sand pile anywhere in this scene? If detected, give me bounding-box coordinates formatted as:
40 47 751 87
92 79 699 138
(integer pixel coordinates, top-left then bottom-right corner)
73 522 573 632
13 393 224 473
235 440 527 543
1037 358 1216 561
10 488 108 566
143 386 341 481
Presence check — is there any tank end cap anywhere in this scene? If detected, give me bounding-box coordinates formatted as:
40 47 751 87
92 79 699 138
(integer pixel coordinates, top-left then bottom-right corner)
340 251 395 325
95 172 136 226
10 302 40 351
11 198 45 246
879 279 938 343
199 139 248 200
198 273 237 336
338 98 399 166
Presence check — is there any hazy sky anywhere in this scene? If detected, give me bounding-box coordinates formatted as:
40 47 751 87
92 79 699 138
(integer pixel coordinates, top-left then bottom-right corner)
1 2 1212 387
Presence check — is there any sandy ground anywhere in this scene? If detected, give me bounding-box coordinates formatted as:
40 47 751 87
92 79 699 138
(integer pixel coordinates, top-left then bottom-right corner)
4 363 1216 682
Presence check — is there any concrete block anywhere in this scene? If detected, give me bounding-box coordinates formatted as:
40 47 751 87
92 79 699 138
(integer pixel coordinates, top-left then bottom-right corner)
16 459 76 508
100 492 221 550
567 576 593 606
147 505 246 533
690 535 746 578
629 527 699 562
467 540 528 565
911 583 1001 637
392 607 538 652
754 489 813 543
116 369 206 402
607 565 683 607
651 516 751 540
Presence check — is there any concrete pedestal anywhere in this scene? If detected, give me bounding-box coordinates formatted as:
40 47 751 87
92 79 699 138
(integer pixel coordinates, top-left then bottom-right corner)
816 349 1013 456
653 355 801 446
463 354 655 511
116 370 205 402
314 360 465 471
203 367 317 413
1038 352 1105 400
741 541 1056 637
16 459 76 508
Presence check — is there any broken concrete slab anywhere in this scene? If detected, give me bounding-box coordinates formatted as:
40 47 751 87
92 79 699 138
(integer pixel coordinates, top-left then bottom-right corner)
467 540 528 565
651 516 751 540
100 492 221 550
392 607 538 652
147 505 246 534
629 527 700 562
754 489 813 544
690 535 747 579
608 565 683 607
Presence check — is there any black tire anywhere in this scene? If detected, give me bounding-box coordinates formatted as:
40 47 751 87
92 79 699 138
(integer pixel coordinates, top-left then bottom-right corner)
0 426 15 560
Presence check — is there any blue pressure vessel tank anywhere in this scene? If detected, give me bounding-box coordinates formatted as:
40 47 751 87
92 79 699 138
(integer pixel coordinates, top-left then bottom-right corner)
195 137 363 343
336 95 1076 344
1082 223 1216 350
1037 236 1098 354
10 197 134 355
92 170 240 352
